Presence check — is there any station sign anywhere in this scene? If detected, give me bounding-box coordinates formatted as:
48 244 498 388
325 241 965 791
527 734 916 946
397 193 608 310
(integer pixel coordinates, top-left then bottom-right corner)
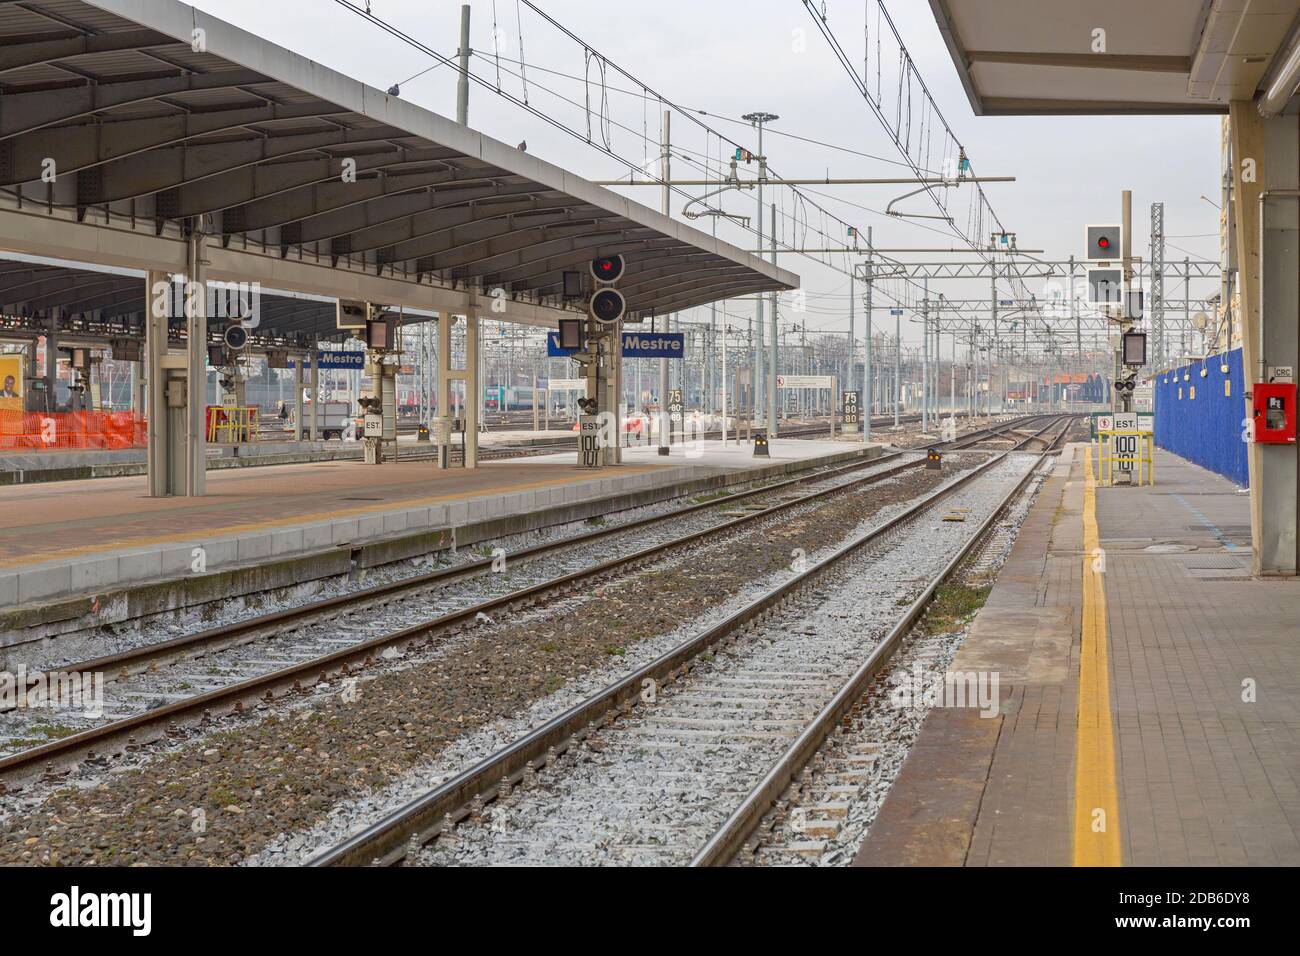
889 309 904 316
1091 411 1153 438
547 331 684 358
842 390 861 428
289 350 366 371
777 375 834 389
1132 384 1153 413
548 378 587 393
579 416 603 468
622 333 685 358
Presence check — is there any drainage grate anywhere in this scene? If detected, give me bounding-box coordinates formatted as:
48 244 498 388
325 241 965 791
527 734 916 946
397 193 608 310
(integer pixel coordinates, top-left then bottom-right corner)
1182 555 1245 570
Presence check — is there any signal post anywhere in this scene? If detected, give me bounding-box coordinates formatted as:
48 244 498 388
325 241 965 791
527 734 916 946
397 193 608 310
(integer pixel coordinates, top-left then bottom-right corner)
573 255 627 468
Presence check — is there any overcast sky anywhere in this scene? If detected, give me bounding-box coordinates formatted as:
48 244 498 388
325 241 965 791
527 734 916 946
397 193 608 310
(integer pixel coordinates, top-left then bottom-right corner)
196 0 1223 348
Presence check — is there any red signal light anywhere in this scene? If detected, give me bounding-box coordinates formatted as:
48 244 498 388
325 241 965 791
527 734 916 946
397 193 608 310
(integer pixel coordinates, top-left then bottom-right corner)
590 254 624 283
1097 236 1111 249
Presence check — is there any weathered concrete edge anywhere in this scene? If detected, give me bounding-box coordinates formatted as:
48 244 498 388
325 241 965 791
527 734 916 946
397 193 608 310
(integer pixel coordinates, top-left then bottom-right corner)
1 446 881 656
851 448 1078 866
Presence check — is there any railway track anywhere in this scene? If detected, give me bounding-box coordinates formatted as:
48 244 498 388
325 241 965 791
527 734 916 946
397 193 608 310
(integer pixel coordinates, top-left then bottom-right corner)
423 420 875 464
1 445 949 782
694 415 1072 866
302 415 1072 866
1 416 1068 781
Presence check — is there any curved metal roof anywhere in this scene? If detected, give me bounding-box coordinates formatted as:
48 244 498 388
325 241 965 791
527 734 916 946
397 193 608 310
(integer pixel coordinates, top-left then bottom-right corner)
0 0 797 336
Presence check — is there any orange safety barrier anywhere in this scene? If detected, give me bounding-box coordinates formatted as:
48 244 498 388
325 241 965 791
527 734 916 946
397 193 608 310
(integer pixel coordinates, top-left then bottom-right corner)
0 409 147 450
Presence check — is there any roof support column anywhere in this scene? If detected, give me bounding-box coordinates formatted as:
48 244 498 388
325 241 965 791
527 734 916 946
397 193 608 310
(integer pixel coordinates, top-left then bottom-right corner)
44 312 58 414
294 355 306 441
309 348 319 441
184 225 207 496
145 271 170 497
435 312 453 468
1231 100 1298 575
131 356 145 419
465 311 479 468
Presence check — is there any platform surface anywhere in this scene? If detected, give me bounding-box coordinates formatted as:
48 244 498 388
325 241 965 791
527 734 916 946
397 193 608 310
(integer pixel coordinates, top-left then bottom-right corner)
858 446 1300 866
0 437 876 607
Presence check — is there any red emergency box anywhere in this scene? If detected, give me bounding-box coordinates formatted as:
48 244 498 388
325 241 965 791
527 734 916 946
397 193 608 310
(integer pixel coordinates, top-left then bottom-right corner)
1253 382 1297 444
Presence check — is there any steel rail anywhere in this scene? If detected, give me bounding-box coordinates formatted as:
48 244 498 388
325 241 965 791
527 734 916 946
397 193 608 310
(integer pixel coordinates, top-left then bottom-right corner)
691 420 1071 865
25 450 901 690
307 448 1022 866
0 447 930 781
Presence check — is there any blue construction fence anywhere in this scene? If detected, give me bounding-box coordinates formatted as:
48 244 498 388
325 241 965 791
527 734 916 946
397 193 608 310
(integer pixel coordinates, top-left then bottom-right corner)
1153 347 1249 487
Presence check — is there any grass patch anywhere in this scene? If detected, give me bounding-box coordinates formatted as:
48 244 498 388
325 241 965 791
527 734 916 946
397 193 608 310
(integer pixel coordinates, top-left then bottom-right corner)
923 583 992 635
11 722 78 749
542 675 566 695
691 489 733 504
584 515 607 527
603 644 625 657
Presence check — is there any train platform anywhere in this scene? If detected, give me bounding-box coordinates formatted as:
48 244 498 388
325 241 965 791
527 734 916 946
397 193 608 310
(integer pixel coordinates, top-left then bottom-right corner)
857 445 1300 867
0 436 883 650
0 430 575 484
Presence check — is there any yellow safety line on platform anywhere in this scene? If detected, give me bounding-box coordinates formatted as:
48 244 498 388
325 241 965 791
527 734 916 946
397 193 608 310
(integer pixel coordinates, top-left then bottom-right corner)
1073 447 1122 866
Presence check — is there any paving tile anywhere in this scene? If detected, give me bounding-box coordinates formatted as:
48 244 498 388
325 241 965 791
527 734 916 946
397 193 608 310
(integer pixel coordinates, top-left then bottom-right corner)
860 447 1300 868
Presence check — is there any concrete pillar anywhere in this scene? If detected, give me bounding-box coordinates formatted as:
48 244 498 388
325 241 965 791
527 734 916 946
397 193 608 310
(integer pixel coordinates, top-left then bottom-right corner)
309 347 319 441
24 336 39 413
145 271 170 496
294 356 305 441
44 311 58 412
435 312 453 468
1231 102 1299 575
130 358 144 417
184 229 207 496
465 312 479 468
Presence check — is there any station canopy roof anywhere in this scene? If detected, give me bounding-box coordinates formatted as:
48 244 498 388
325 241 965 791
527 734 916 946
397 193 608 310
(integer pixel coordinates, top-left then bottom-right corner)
0 254 355 344
0 0 797 341
929 0 1300 114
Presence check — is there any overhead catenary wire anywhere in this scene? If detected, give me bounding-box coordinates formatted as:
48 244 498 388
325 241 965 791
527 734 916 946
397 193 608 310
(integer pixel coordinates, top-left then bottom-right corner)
335 0 1068 351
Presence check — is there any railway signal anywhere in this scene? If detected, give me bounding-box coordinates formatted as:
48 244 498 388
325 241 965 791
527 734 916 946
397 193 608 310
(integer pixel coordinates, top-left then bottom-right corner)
223 324 248 351
590 254 625 284
589 287 626 324
1085 224 1122 261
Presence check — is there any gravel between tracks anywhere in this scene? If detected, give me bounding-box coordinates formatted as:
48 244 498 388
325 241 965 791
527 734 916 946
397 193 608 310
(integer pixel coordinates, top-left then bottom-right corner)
0 455 913 756
0 454 982 866
402 455 1035 866
25 458 868 672
748 456 1053 866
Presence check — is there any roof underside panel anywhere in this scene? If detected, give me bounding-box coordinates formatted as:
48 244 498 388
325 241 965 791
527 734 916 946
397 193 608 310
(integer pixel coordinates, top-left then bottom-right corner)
930 0 1300 115
0 0 797 338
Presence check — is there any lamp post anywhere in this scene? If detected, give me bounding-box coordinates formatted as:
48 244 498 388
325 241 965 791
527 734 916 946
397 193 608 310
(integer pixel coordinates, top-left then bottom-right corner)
742 110 778 438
